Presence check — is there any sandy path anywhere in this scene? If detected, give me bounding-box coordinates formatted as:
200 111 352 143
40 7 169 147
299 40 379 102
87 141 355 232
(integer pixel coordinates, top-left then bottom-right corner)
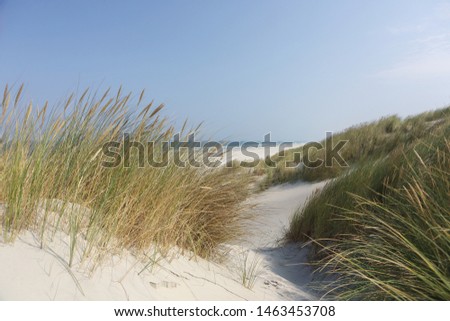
234 181 327 300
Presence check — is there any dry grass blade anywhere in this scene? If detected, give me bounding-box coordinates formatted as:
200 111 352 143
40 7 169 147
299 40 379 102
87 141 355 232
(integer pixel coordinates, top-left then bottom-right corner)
14 84 24 108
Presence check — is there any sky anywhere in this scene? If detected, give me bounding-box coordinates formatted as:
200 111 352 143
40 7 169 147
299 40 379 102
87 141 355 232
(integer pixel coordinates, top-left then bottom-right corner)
1 0 450 142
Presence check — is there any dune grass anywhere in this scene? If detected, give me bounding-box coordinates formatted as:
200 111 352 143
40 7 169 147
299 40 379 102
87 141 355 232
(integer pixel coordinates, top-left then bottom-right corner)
315 136 450 300
261 107 450 186
0 85 252 266
286 107 449 242
285 107 450 300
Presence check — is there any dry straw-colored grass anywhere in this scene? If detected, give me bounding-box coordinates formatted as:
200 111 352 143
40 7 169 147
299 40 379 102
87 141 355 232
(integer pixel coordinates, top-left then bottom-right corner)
0 85 252 266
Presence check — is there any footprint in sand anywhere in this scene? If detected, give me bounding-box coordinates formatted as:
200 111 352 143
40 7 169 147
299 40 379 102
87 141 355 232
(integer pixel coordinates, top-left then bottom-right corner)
264 280 280 288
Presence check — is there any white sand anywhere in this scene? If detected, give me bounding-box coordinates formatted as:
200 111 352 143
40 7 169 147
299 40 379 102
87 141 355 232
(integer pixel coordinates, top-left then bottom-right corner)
0 150 327 300
218 143 303 165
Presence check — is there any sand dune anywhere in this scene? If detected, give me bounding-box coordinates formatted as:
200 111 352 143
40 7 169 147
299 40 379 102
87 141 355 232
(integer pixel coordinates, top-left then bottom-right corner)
0 146 326 300
0 181 325 301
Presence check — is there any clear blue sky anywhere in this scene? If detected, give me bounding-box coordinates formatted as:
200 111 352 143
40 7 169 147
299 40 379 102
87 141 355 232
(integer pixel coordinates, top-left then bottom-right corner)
1 0 450 141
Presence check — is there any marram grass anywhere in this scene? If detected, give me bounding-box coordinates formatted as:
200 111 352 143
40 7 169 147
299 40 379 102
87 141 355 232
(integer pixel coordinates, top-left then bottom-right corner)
0 85 252 266
262 107 450 187
288 126 450 300
319 138 450 300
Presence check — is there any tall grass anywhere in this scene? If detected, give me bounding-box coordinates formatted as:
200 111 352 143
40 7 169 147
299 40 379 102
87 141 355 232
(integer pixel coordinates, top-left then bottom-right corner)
0 85 252 265
286 116 450 299
317 137 450 300
286 108 449 242
285 156 399 242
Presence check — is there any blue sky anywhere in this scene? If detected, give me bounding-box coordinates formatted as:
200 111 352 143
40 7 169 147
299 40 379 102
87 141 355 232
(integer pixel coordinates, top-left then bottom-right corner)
1 0 450 141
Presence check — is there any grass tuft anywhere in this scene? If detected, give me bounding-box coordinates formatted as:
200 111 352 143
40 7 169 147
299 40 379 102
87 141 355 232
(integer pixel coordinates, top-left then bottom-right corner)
0 85 252 265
